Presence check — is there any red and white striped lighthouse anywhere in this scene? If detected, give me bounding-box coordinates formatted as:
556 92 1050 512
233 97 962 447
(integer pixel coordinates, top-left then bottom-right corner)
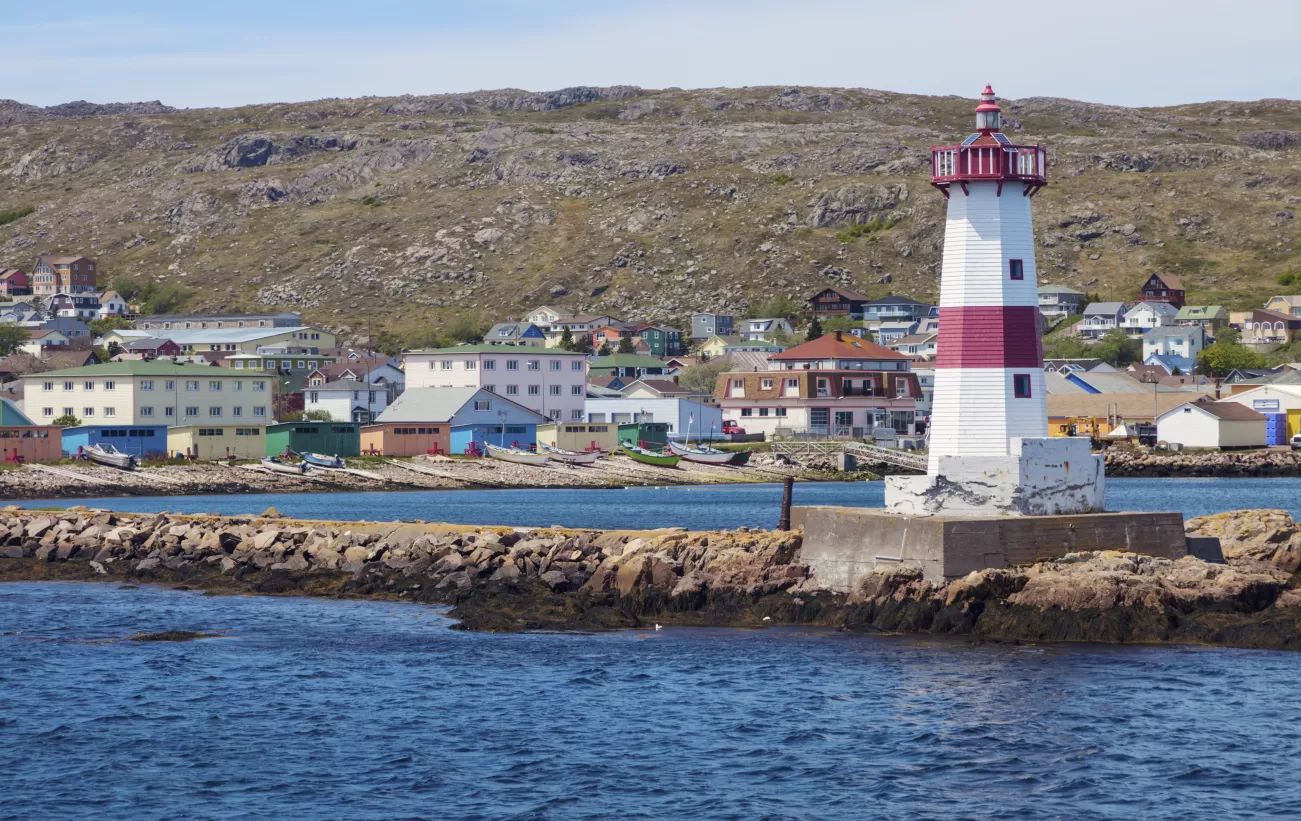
925 85 1049 473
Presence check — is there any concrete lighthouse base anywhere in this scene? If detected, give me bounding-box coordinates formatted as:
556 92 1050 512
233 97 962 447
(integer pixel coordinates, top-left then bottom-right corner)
885 437 1106 518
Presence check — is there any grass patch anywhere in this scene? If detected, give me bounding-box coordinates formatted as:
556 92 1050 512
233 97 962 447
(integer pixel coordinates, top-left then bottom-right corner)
526 127 556 135
772 173 793 185
834 214 897 243
0 205 35 227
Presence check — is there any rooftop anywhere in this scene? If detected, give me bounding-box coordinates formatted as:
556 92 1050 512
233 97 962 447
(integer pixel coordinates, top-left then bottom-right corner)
22 360 226 378
376 387 545 424
111 326 324 344
1038 284 1085 295
588 354 670 367
772 332 904 361
407 343 587 356
1083 302 1126 314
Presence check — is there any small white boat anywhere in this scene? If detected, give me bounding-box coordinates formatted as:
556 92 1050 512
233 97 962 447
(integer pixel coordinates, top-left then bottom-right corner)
261 456 310 475
84 444 137 470
538 443 602 465
668 440 738 465
300 452 345 469
485 444 551 466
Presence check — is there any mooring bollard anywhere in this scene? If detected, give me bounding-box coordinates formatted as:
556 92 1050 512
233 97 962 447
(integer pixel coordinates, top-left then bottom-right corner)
779 476 794 531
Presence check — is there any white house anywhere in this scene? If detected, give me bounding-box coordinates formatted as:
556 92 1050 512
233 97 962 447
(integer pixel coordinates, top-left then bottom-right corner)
1142 326 1205 374
1156 401 1265 450
740 317 794 341
1120 301 1178 334
585 396 723 440
21 329 71 356
304 378 391 424
402 343 588 422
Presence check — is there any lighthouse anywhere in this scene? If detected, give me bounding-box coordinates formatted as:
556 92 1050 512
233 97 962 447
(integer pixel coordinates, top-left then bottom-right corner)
884 85 1104 516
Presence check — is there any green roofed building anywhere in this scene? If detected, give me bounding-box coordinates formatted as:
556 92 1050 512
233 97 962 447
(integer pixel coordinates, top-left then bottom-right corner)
587 355 671 379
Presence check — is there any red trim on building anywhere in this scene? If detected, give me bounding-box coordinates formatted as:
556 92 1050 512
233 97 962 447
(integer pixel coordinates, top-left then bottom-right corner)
935 306 1043 368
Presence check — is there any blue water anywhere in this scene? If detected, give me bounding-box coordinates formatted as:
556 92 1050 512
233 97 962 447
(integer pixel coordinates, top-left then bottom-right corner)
2 582 1298 820
8 477 1301 530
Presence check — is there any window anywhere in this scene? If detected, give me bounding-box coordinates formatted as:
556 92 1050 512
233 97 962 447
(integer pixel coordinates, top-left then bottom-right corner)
209 407 222 417
1013 374 1032 398
309 392 319 403
528 385 540 396
549 385 561 396
484 384 496 393
506 385 518 396
1009 259 1024 281
232 407 243 417
474 400 491 411
759 408 769 417
234 361 244 369
466 360 477 370
185 406 199 417
296 361 305 369
83 407 94 417
549 410 561 420
42 407 53 417
43 381 53 392
775 408 787 417
63 407 73 417
253 407 266 417
571 409 583 420
237 428 259 436
571 385 583 395
740 408 753 417
440 360 453 370
253 381 266 392
233 381 243 392
165 380 175 391
199 428 222 437
63 381 74 391
896 380 909 398
506 360 519 371
185 380 199 392
484 359 496 370
732 379 743 389
761 378 774 390
84 381 94 391
140 380 153 391
140 407 153 417
550 360 561 371
571 360 583 371
165 407 174 417
209 381 222 391
104 381 115 391
527 360 540 371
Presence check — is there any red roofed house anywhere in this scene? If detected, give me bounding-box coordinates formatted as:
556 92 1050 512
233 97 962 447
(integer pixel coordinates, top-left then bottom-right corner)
713 331 921 437
1137 272 1185 309
0 269 31 297
32 254 97 296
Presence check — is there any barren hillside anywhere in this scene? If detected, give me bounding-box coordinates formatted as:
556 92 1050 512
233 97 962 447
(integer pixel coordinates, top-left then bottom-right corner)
1 85 1298 341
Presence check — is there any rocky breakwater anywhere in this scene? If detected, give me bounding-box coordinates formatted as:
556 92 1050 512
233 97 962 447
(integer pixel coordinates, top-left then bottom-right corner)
1105 448 1301 477
2 507 1300 649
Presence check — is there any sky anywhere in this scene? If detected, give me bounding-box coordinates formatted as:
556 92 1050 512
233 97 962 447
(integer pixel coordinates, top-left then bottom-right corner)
4 0 1299 109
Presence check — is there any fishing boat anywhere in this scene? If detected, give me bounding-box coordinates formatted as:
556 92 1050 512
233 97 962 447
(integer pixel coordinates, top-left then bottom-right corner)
619 441 680 467
300 452 345 469
83 444 138 470
261 456 310 475
668 440 739 465
485 444 552 466
538 443 602 465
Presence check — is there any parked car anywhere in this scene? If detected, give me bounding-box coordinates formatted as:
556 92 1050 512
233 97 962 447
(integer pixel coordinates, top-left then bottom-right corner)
1290 434 1301 450
722 420 746 435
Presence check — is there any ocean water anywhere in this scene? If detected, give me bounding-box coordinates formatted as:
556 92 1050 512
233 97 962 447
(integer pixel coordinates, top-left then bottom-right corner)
1 582 1298 820
8 476 1301 530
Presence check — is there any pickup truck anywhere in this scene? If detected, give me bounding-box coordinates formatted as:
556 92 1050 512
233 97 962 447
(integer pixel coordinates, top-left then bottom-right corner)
722 420 746 435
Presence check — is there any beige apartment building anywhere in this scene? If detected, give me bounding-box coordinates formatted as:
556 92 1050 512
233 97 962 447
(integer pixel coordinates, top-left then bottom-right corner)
22 361 272 426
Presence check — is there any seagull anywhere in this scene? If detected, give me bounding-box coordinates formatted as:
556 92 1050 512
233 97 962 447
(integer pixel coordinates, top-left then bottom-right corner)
654 623 663 631
762 616 771 621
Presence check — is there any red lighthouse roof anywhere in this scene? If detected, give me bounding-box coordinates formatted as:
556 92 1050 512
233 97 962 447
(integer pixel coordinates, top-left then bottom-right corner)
928 84 1047 197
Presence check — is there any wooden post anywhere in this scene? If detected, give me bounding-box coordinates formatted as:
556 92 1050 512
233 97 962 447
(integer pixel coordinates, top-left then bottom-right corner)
779 476 794 531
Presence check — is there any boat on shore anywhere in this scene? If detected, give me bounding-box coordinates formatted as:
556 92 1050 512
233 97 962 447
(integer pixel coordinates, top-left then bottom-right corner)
619 441 680 467
261 456 310 475
485 444 551 466
539 443 602 465
668 440 739 465
300 452 345 469
83 444 138 470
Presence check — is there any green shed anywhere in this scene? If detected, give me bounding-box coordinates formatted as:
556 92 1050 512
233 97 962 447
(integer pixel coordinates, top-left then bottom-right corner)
618 421 669 450
265 421 361 458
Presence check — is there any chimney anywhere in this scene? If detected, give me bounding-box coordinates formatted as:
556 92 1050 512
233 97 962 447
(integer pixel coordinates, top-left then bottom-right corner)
834 330 842 341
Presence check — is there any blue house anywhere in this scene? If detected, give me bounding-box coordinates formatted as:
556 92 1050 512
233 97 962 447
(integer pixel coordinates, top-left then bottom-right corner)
376 386 548 455
485 322 547 347
62 425 168 459
862 296 930 323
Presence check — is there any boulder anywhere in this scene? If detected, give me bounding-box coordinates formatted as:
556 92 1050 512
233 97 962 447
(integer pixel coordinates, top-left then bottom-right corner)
540 570 570 591
1185 509 1301 572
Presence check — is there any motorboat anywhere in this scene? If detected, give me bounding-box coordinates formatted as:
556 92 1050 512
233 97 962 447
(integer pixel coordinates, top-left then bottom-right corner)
538 443 602 465
300 452 345 469
485 444 552 466
261 456 310 475
84 444 138 470
619 441 680 467
668 440 739 465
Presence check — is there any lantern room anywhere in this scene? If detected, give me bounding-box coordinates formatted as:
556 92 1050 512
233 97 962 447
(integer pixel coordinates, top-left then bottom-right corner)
930 84 1047 197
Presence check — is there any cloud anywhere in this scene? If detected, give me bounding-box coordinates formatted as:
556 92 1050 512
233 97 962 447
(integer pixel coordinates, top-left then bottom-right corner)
2 0 1298 108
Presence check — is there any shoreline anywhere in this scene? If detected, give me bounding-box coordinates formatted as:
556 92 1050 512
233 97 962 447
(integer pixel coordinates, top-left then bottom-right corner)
2 506 1298 651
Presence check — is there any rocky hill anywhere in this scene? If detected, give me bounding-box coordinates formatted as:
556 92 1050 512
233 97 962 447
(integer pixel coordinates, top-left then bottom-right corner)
0 86 1297 341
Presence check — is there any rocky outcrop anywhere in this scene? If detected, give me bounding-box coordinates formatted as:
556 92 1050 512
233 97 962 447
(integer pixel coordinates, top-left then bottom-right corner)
1105 449 1301 478
1185 509 1301 572
3 507 1301 649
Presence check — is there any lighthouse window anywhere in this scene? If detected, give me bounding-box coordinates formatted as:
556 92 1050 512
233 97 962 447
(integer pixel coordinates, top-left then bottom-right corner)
1009 259 1024 280
1013 374 1032 398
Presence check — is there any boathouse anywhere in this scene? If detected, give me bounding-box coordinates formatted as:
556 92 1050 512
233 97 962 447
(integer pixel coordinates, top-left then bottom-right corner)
0 398 61 463
536 422 619 454
618 421 670 450
370 387 545 456
167 425 266 460
61 425 167 459
264 421 361 458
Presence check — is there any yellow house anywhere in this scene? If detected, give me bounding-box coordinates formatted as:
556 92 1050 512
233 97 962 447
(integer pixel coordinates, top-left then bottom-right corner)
1263 296 1301 317
536 422 619 453
167 425 266 460
104 326 337 356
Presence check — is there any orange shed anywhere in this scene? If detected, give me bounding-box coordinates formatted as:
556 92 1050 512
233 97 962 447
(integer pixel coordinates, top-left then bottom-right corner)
360 423 450 457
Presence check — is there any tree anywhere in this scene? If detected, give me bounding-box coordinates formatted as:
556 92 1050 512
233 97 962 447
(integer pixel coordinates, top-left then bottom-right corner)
111 275 146 301
1198 340 1265 377
0 322 27 357
1214 326 1241 346
445 315 486 344
616 334 635 354
743 296 805 321
820 316 860 334
1092 329 1142 367
304 410 334 421
88 317 134 337
597 341 613 357
678 357 732 394
804 316 824 342
106 341 122 359
1278 271 1301 289
1044 335 1094 360
572 334 593 354
52 414 81 428
558 327 575 351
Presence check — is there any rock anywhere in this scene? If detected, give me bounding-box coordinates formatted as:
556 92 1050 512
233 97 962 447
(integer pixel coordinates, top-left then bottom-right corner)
1185 509 1301 572
540 570 570 591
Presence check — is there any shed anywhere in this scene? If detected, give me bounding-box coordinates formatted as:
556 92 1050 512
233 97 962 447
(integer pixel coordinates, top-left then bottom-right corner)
373 386 544 456
360 423 449 457
536 422 619 454
0 398 61 463
1215 384 1301 439
618 421 670 450
167 425 267 460
61 425 168 459
1156 401 1266 450
264 421 361 458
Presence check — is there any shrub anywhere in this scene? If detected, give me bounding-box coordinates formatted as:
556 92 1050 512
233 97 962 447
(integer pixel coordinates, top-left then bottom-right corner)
772 173 793 185
0 205 35 227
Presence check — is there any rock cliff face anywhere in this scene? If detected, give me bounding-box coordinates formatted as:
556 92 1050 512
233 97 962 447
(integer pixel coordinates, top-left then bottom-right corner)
0 88 1296 337
2 507 1300 648
1186 509 1301 572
